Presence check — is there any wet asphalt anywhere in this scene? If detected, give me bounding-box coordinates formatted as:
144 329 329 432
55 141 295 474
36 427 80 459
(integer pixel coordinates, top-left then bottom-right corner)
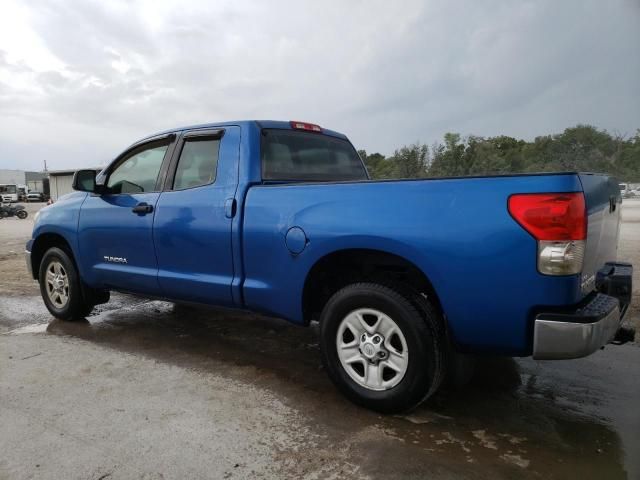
1 201 639 479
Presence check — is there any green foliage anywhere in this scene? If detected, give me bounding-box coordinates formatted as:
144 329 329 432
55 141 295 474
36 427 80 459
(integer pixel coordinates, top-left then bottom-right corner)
358 149 395 179
389 143 429 178
360 125 640 182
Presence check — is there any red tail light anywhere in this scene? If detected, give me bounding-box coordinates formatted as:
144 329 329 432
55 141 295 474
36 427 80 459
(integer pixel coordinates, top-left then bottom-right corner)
290 121 322 133
508 193 586 241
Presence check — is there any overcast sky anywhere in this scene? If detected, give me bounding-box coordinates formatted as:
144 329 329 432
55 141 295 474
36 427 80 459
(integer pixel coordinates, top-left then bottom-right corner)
0 0 639 171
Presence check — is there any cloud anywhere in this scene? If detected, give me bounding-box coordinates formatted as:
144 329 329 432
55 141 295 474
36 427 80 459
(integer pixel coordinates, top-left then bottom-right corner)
0 0 638 170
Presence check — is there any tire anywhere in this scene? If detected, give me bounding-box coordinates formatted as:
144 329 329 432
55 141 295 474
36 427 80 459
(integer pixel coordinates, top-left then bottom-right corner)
16 210 28 219
320 283 445 413
404 284 476 389
39 247 94 321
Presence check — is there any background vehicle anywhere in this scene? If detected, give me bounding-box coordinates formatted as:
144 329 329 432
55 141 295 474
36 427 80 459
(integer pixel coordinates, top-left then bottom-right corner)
618 182 637 198
0 202 28 219
0 184 19 202
25 120 633 413
27 191 45 202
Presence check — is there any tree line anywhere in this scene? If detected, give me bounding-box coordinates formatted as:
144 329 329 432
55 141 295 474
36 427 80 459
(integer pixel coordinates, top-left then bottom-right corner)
358 125 640 182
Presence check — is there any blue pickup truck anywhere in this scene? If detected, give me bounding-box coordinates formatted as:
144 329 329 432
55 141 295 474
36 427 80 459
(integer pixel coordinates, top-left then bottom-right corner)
26 120 633 412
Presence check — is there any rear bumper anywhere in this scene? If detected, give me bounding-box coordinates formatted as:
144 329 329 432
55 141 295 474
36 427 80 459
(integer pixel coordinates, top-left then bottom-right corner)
533 262 633 360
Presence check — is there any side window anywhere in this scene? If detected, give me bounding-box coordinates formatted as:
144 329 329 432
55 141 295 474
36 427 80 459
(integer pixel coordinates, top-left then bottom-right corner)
107 143 168 194
173 137 220 190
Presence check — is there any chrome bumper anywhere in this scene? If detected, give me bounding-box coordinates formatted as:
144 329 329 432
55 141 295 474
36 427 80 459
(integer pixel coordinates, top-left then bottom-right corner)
533 303 620 359
533 262 632 360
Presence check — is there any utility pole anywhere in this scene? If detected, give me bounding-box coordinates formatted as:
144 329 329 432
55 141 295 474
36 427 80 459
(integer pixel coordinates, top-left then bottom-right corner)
43 160 48 173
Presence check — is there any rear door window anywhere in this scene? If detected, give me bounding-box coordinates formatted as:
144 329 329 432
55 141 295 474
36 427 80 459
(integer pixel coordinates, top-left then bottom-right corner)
261 129 367 181
173 138 220 190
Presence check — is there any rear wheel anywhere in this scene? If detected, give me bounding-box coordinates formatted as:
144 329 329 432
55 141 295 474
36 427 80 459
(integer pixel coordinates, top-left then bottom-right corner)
320 283 445 413
39 247 94 321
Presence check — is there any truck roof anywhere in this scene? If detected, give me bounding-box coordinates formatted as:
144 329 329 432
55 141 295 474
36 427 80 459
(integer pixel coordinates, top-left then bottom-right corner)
138 120 349 144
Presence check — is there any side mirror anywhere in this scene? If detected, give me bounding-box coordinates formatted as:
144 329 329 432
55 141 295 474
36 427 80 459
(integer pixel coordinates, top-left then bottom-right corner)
72 170 97 192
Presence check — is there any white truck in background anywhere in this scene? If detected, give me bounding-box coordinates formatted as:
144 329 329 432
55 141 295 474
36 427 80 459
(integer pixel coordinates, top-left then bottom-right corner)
0 184 20 202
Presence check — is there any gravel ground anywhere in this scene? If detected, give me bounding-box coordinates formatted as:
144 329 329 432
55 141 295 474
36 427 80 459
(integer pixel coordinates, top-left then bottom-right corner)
0 199 639 479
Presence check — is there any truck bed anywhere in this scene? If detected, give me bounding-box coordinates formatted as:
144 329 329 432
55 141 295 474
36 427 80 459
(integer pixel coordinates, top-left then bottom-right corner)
241 172 620 356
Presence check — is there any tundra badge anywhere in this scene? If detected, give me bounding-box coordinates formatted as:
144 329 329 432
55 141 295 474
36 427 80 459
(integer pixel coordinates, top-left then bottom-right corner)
104 256 128 264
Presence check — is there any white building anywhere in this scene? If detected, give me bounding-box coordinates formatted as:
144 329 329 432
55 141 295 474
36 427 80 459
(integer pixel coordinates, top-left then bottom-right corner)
0 169 27 185
48 170 76 201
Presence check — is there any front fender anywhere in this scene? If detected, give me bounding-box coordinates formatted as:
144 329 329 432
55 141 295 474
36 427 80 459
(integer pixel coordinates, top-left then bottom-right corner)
31 192 87 277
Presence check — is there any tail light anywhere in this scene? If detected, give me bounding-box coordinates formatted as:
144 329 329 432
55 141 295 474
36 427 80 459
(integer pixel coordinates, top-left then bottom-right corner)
508 193 586 275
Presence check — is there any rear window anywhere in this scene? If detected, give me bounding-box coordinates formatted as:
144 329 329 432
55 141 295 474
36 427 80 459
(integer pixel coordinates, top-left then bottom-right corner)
261 129 367 182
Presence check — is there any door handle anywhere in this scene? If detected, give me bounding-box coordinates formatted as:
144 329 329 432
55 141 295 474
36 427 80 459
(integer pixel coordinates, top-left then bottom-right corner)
132 202 153 215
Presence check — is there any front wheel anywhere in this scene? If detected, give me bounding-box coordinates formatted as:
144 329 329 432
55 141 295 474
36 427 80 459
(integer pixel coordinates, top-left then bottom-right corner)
320 283 445 413
39 247 94 321
16 210 28 219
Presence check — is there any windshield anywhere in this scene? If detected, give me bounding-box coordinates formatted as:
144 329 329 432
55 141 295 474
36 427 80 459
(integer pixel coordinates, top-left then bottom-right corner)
0 185 17 194
261 129 368 182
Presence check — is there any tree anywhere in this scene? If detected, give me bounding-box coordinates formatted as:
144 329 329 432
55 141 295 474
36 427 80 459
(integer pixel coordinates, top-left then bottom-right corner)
389 143 429 179
429 133 465 177
358 150 394 179
355 124 640 182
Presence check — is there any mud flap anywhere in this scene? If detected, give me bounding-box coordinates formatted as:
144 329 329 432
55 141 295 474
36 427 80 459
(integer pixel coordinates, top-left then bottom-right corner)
82 283 110 306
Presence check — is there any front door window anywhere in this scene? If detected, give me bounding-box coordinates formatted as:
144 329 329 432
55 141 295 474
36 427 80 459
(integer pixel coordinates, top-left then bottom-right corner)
107 143 168 194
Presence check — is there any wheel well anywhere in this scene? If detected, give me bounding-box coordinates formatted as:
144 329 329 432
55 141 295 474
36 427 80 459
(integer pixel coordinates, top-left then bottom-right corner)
302 249 443 323
30 233 73 280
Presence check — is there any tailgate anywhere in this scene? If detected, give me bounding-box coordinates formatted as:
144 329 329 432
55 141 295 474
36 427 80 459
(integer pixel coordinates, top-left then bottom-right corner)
579 173 622 294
